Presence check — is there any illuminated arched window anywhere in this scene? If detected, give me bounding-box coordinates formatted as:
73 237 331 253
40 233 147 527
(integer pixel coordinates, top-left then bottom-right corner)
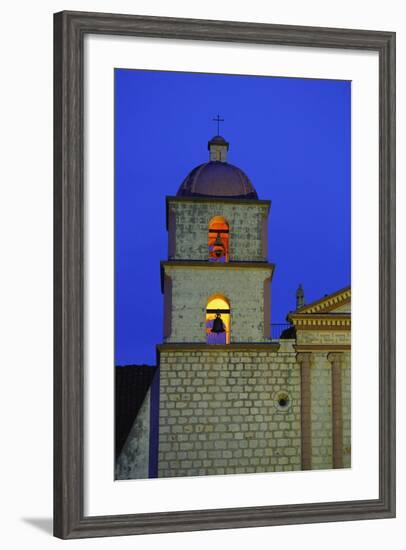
208 216 229 262
205 295 230 344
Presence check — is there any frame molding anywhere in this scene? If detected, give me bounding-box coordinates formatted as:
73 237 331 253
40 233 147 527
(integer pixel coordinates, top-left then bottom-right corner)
54 10 396 539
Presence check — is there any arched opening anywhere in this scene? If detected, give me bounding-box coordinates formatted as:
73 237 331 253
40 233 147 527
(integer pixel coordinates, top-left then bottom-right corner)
205 295 231 344
208 216 229 262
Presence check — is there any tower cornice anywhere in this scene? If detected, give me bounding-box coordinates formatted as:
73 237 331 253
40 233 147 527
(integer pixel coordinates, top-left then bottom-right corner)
160 260 275 292
167 195 271 206
166 195 271 229
162 260 274 269
156 342 280 364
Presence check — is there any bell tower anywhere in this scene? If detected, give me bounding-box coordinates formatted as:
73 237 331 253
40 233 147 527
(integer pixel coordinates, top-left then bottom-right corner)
161 135 274 344
119 126 351 480
156 134 303 480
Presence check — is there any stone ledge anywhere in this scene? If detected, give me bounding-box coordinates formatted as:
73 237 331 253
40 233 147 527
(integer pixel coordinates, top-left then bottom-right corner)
295 344 351 352
157 342 280 357
166 195 271 207
161 260 275 269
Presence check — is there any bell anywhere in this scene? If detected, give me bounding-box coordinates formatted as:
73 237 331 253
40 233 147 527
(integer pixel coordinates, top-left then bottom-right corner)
211 312 225 333
212 232 225 258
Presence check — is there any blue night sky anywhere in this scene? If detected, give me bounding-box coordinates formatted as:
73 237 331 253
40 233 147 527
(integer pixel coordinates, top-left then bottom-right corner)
115 69 351 366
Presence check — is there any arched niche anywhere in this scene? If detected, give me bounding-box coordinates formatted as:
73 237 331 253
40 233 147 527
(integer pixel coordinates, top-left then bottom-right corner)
205 294 231 344
208 216 229 262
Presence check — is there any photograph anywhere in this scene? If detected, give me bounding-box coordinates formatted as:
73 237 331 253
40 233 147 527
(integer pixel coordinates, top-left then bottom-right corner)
0 1 398 545
114 68 352 480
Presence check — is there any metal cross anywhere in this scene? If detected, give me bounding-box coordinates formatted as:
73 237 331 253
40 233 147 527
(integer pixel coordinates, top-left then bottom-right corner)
213 114 224 135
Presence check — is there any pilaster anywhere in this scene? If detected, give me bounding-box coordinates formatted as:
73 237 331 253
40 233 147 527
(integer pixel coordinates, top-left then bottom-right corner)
328 352 344 469
296 352 312 470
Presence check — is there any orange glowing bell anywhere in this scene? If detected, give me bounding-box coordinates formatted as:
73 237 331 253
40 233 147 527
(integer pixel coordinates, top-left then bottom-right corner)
212 232 225 258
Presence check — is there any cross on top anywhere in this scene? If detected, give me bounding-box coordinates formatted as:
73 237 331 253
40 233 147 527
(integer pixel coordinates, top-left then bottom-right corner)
213 114 224 135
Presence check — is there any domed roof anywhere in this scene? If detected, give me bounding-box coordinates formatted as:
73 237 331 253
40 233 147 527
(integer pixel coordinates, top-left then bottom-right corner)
207 135 229 147
177 162 258 199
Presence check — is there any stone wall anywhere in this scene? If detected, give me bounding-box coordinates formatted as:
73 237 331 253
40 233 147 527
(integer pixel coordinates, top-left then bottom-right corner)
116 342 351 478
158 343 301 478
167 199 270 262
163 265 273 343
115 390 151 480
296 329 351 346
295 328 351 470
341 352 351 468
310 353 333 469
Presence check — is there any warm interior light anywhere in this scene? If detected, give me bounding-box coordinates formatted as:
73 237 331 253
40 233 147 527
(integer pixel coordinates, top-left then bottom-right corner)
208 217 229 262
206 295 230 344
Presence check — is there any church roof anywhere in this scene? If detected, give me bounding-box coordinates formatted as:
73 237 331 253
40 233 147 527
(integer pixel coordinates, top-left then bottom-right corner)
287 286 351 331
293 286 351 315
176 134 259 199
115 365 157 458
177 161 258 199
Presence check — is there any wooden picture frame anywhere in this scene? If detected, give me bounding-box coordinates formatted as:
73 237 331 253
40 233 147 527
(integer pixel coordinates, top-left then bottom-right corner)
54 10 396 539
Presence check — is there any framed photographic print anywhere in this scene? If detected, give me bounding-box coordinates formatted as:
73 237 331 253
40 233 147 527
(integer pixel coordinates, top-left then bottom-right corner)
54 10 396 539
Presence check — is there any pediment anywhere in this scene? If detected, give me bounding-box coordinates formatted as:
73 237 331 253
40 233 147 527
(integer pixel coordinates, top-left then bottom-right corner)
295 286 351 314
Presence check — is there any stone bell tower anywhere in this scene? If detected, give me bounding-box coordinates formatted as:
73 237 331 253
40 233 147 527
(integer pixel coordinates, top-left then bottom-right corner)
156 134 303 479
161 135 274 345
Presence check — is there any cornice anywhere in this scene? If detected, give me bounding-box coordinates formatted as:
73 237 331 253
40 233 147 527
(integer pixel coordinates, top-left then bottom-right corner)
157 342 280 361
166 195 271 207
162 260 274 270
295 344 351 352
293 286 351 314
289 314 351 331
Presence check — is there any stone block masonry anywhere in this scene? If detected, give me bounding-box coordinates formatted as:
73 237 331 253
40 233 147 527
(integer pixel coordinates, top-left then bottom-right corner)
296 348 351 470
310 353 333 469
157 342 301 478
164 265 272 343
167 198 270 262
296 329 351 346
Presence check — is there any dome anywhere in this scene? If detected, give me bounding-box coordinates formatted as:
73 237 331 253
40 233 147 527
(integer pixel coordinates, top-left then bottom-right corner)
207 135 229 147
177 161 258 199
177 134 258 199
